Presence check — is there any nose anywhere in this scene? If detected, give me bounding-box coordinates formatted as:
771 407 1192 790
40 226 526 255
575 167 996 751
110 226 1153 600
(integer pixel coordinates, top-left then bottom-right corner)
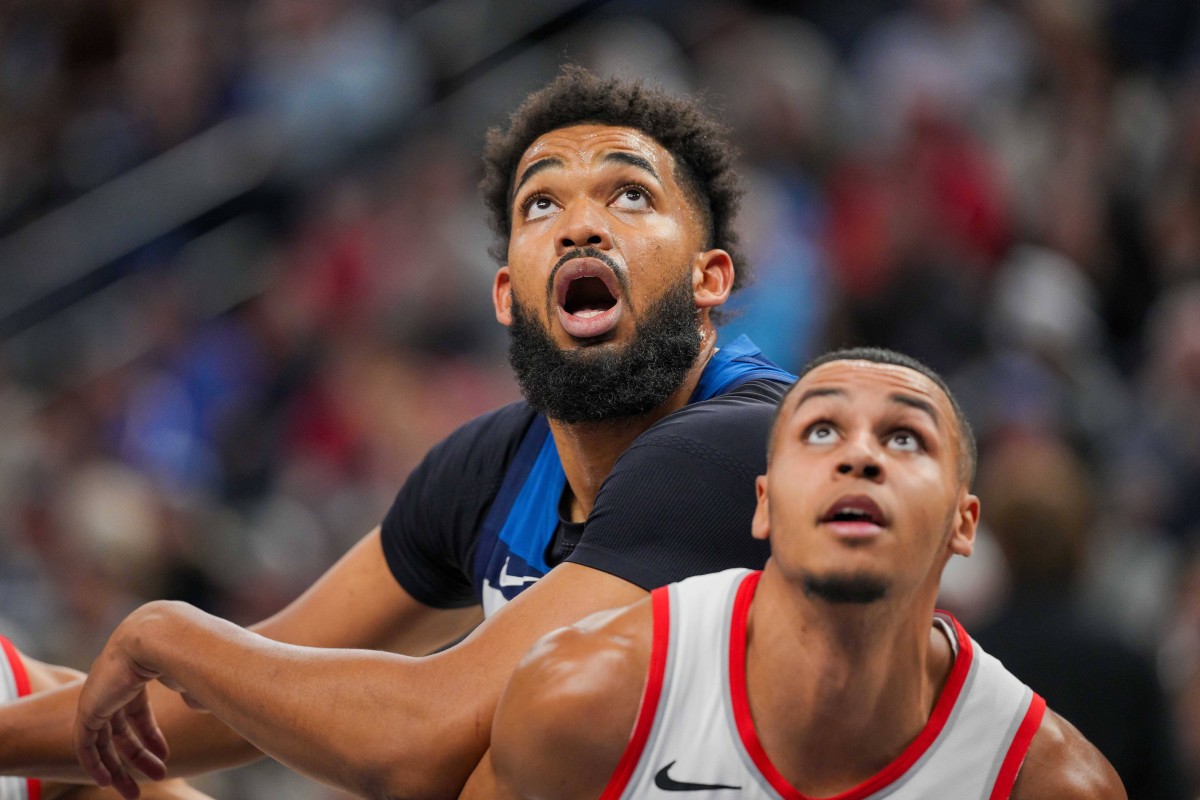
835 435 884 481
555 199 613 254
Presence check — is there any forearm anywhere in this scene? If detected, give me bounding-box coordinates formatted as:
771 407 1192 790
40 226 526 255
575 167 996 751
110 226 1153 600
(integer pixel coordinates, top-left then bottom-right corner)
0 678 261 782
0 680 86 781
109 602 486 799
80 565 645 799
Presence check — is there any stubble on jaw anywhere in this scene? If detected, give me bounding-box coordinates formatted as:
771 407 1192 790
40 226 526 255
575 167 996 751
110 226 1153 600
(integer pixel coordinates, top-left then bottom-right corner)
801 572 890 605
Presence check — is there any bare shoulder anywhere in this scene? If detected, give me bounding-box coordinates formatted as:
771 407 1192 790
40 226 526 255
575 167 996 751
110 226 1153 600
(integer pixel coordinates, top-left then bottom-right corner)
490 596 656 800
1011 709 1127 800
9 649 83 691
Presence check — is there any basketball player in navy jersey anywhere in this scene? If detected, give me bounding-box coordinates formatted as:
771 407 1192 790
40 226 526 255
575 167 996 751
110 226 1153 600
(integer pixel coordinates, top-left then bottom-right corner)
0 637 210 800
0 68 794 800
474 348 1125 800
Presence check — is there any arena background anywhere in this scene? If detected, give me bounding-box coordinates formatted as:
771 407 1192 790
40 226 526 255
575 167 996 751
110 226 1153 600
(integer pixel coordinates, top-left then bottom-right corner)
0 0 1198 796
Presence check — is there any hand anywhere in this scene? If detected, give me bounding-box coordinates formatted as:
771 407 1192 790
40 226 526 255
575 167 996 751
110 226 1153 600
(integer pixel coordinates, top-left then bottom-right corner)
74 606 175 799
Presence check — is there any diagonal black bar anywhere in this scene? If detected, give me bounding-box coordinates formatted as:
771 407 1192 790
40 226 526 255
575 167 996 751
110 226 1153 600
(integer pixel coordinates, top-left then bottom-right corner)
434 0 617 99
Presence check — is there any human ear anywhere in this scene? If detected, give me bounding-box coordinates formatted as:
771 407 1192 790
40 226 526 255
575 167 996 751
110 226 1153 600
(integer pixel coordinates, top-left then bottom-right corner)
751 474 770 541
692 249 734 309
949 492 980 557
493 267 513 326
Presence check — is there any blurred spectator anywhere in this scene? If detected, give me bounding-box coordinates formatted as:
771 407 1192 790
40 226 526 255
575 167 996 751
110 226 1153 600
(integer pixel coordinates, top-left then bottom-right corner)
953 243 1132 464
854 0 1032 146
694 13 840 369
972 434 1190 799
239 0 430 178
1161 547 1200 793
1124 281 1200 543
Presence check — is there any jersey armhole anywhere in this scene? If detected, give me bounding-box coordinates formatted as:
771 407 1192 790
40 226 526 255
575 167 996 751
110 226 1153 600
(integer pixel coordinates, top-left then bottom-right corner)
0 637 41 800
599 587 671 800
988 692 1047 800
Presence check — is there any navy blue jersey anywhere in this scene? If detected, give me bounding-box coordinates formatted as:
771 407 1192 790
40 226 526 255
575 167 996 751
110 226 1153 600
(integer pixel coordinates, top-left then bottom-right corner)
380 336 794 615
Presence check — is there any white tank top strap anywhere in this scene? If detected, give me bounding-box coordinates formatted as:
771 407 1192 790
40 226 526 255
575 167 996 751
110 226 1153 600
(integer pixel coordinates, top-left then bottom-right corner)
0 637 37 800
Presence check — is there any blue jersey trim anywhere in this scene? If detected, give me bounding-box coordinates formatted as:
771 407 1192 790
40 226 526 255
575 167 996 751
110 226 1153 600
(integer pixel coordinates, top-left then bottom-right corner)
474 336 794 607
690 334 796 401
492 430 563 573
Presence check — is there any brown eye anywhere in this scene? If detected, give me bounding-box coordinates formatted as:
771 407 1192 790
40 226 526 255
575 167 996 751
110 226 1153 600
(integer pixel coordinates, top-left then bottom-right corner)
524 196 558 221
612 186 649 210
804 423 839 445
887 431 921 452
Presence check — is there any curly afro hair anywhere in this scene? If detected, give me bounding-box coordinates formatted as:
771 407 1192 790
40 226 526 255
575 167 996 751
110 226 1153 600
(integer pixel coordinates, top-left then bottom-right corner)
480 65 751 293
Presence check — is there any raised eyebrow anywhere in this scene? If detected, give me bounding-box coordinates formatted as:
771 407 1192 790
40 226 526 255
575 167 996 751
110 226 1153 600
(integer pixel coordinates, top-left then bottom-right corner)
602 151 660 182
889 393 941 428
511 157 564 203
789 387 845 420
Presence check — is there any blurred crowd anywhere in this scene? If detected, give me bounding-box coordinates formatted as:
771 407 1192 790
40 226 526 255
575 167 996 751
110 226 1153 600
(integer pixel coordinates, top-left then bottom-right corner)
0 0 1198 796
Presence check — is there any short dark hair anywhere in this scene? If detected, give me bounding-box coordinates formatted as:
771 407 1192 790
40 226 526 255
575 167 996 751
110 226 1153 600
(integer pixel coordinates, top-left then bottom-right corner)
769 347 977 486
480 65 750 293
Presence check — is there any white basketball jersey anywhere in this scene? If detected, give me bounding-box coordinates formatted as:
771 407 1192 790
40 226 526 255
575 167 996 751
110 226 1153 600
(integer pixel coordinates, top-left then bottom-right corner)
601 569 1046 800
0 637 39 800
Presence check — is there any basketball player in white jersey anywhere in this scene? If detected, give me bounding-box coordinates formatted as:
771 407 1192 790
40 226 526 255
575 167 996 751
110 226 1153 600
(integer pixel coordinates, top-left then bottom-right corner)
0 637 211 800
474 347 1125 799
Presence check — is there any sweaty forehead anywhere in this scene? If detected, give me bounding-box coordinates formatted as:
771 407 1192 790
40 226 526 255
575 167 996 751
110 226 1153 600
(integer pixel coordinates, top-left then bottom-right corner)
516 124 675 177
791 360 952 420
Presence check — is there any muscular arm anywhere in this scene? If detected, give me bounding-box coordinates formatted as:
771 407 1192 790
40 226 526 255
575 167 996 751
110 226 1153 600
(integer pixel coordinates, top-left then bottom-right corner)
76 562 646 800
1010 709 1127 800
474 601 651 800
1 528 480 782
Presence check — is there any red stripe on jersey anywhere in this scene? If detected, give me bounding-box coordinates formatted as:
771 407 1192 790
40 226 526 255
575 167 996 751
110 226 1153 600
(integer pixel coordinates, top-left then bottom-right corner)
1 636 42 800
989 692 1047 800
599 587 672 800
730 585 976 800
0 636 31 698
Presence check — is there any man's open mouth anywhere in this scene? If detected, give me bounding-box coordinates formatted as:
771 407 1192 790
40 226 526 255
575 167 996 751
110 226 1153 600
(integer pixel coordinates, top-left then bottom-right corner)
563 276 618 318
554 258 624 339
819 495 889 537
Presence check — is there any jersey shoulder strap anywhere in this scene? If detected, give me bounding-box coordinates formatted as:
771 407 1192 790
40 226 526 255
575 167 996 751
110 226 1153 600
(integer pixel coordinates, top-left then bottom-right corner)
690 335 795 401
0 637 39 800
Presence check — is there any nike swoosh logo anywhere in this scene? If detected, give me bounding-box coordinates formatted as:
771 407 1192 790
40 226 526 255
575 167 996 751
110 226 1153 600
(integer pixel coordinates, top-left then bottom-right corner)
654 761 741 792
497 556 541 588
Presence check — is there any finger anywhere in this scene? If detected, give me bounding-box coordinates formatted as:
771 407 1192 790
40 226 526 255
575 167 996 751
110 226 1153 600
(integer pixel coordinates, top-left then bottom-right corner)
74 719 115 788
111 768 143 800
111 707 168 781
99 718 142 800
112 771 142 800
124 687 170 761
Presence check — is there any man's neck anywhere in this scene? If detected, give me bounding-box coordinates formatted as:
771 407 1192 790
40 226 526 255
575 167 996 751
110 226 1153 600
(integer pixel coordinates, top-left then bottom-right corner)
743 568 953 796
550 329 717 523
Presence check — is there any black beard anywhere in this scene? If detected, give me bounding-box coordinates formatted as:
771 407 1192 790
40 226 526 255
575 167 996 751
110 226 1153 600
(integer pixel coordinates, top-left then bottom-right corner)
802 572 889 605
507 274 701 424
